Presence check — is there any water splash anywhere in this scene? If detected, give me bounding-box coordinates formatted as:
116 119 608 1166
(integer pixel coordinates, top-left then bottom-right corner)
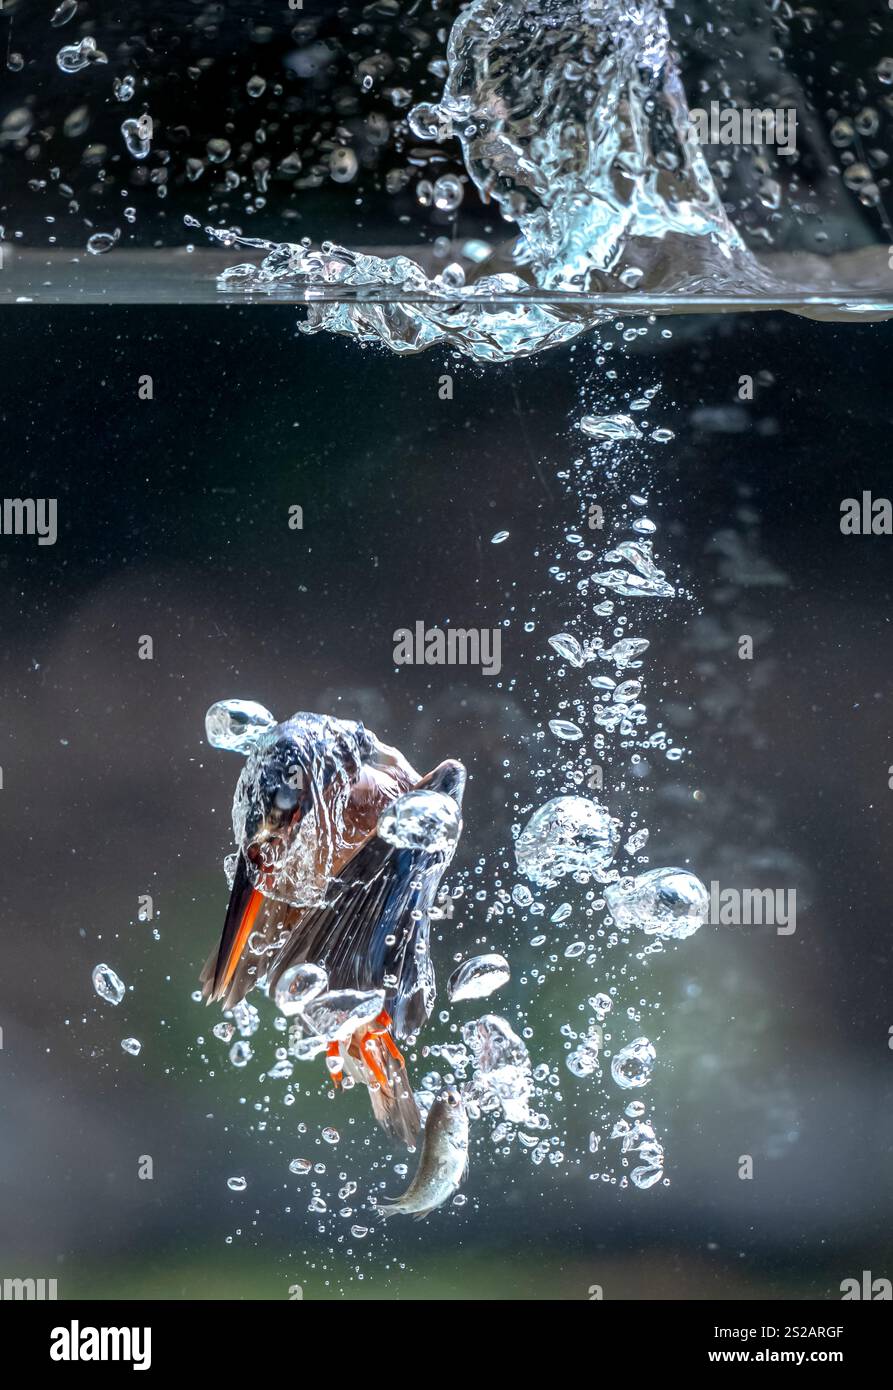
414 0 742 290
463 1015 536 1125
209 0 763 360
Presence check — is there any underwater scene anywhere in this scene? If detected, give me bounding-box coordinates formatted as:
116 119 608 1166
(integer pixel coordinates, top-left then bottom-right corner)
1 0 893 1321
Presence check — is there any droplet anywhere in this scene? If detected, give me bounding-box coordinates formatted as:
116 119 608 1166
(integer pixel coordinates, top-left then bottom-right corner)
407 102 443 140
50 0 78 26
205 699 277 752
548 718 583 741
121 116 152 159
602 637 649 667
462 1015 532 1124
229 1040 253 1068
86 232 118 255
57 38 107 73
448 953 510 1003
516 796 619 887
605 868 708 940
274 963 329 1017
631 1164 664 1189
92 964 125 1005
566 1027 602 1076
548 632 585 667
433 174 464 211
611 1038 656 1090
876 57 893 86
580 413 641 442
207 137 231 163
378 789 460 854
329 147 358 183
592 541 675 599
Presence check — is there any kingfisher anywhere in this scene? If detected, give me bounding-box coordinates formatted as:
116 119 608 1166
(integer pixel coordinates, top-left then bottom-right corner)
201 705 465 1145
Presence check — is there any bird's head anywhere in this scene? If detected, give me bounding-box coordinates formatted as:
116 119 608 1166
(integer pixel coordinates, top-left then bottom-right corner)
232 712 372 901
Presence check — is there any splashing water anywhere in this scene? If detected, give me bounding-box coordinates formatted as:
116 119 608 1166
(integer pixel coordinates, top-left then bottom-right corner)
412 0 741 290
463 1015 536 1125
208 0 766 361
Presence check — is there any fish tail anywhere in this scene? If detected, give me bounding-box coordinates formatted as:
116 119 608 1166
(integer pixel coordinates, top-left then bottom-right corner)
377 1201 406 1221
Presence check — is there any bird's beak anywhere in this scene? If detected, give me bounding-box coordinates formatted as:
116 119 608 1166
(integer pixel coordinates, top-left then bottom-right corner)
210 850 264 1001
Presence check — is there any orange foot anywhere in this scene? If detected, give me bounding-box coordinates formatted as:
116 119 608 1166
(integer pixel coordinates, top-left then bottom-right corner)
358 1009 404 1087
326 1040 343 1087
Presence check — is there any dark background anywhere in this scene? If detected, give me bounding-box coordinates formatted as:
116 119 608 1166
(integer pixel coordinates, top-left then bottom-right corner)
0 305 891 1299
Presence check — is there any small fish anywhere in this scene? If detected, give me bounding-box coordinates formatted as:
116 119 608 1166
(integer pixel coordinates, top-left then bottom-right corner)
379 1089 469 1220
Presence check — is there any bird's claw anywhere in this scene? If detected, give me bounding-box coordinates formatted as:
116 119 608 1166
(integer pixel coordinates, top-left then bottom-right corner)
358 1010 403 1087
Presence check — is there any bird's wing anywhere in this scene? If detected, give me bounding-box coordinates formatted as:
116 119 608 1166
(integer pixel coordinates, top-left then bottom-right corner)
266 831 444 1037
201 851 302 1009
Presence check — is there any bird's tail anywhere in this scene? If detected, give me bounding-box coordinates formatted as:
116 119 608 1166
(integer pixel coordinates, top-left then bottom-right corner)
348 1035 421 1147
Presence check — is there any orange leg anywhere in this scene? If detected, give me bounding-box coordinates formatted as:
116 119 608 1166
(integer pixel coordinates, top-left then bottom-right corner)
326 1040 343 1087
358 1009 404 1086
376 1010 405 1067
359 1033 389 1088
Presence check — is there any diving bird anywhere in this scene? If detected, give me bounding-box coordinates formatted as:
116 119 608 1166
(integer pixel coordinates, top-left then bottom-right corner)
201 706 465 1145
